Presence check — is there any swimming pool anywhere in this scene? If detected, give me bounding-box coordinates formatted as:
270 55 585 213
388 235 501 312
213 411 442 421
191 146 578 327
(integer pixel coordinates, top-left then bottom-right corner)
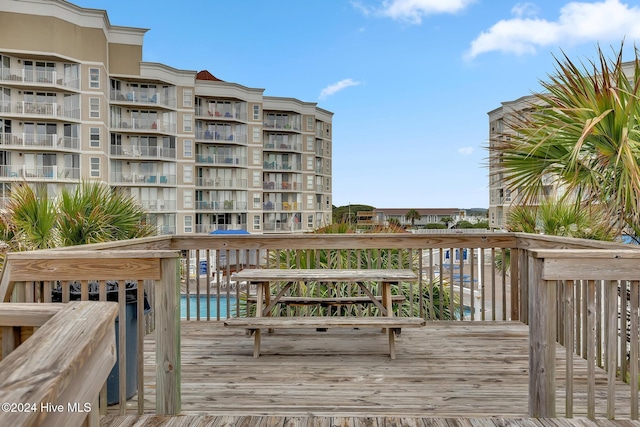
180 295 237 319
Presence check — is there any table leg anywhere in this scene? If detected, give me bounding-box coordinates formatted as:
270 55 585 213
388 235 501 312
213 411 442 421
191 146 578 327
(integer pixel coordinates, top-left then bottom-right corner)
253 281 264 358
383 281 396 359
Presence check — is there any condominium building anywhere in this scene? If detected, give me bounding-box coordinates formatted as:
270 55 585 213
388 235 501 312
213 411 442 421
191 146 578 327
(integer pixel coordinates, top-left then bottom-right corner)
0 0 333 234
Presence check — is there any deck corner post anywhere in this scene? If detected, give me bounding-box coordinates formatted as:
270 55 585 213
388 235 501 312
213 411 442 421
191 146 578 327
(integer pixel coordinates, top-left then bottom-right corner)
155 256 181 415
528 254 556 418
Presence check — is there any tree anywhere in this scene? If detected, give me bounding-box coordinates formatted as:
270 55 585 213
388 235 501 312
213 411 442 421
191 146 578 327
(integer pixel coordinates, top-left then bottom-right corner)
493 43 640 240
405 209 421 227
440 216 453 228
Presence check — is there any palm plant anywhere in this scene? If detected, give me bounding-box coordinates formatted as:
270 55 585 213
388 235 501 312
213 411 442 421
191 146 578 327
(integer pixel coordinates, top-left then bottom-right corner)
0 181 155 267
493 43 640 239
405 209 421 227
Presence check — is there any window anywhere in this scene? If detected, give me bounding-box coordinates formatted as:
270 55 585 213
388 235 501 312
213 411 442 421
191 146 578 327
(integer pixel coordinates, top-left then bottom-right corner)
184 216 193 233
253 105 260 120
307 116 314 131
183 139 193 157
326 178 330 191
89 68 100 89
307 195 313 209
253 193 261 209
307 136 314 151
183 114 192 132
89 98 100 118
183 89 192 107
253 171 260 187
307 176 313 190
307 157 313 171
89 127 100 148
90 157 100 177
184 165 193 183
253 215 260 230
253 127 261 143
307 215 313 228
184 190 193 209
253 151 261 165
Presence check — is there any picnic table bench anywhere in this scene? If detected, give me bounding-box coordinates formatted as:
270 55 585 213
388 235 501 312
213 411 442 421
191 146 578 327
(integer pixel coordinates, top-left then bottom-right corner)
224 269 425 359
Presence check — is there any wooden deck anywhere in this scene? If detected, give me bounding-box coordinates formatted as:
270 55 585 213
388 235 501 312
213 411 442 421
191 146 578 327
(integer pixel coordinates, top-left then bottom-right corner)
101 414 640 427
109 321 635 420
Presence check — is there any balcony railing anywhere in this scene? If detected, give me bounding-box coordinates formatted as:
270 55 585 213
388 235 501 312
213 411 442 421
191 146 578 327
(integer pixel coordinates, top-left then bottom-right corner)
196 178 247 189
112 120 176 134
2 233 640 421
0 67 80 90
263 120 300 131
0 133 80 150
196 154 247 166
195 107 248 121
195 223 248 234
0 100 80 120
112 173 177 185
195 130 248 144
262 201 300 211
263 161 301 171
138 199 177 211
195 200 248 211
263 142 302 152
0 165 79 180
110 145 176 160
110 89 176 109
262 181 302 191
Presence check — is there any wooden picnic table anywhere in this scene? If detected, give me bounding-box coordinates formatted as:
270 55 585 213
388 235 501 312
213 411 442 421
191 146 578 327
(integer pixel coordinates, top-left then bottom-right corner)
224 269 425 359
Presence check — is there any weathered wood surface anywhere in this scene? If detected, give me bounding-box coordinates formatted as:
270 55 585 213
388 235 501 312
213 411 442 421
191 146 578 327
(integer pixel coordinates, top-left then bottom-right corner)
100 414 640 427
0 303 64 327
224 316 425 329
116 321 635 419
0 302 118 427
232 269 418 282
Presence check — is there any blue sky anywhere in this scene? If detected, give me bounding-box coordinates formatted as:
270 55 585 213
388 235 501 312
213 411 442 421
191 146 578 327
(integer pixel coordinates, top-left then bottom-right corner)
74 0 640 209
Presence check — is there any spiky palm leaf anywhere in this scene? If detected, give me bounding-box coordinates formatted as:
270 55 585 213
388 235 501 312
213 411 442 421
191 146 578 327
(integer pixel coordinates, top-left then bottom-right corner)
494 43 640 238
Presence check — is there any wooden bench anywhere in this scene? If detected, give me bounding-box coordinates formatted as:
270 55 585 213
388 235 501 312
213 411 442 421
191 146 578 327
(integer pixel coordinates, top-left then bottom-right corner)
224 316 426 359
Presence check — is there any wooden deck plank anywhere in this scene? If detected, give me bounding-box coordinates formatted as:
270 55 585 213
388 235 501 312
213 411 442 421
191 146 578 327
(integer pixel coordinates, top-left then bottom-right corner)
100 417 640 427
108 321 636 420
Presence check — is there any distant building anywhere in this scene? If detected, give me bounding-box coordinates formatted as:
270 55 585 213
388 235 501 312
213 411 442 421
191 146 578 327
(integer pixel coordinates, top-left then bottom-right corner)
368 208 465 228
0 0 333 235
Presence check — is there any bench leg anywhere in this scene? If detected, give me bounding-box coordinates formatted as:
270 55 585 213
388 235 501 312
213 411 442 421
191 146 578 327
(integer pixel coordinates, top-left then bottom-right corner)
253 329 261 358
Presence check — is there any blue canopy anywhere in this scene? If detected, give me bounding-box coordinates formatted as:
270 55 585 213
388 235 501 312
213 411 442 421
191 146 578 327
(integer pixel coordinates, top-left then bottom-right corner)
210 229 250 235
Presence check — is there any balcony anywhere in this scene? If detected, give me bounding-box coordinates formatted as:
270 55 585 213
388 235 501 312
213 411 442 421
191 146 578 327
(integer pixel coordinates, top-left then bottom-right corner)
2 233 640 425
195 200 248 211
263 119 301 132
110 89 176 109
0 67 80 90
0 100 80 120
261 201 300 211
196 178 247 189
196 154 247 166
195 106 248 121
0 133 80 150
263 161 301 171
262 181 301 191
195 223 248 234
0 165 79 180
195 130 248 144
137 199 177 211
111 173 176 185
111 119 176 134
110 145 176 160
263 141 302 152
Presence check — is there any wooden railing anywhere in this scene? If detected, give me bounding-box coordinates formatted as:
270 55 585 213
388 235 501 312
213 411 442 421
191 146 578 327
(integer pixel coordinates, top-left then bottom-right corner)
1 232 639 421
0 246 181 417
527 248 640 419
0 301 117 427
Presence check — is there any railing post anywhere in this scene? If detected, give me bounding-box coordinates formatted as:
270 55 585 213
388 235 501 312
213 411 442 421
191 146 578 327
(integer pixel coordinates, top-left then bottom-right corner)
155 256 181 415
528 254 556 417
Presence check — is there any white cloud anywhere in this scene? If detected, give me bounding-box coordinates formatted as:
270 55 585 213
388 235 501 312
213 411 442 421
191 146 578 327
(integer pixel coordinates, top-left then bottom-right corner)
466 0 640 59
511 2 539 18
353 0 476 24
458 147 474 156
319 79 362 100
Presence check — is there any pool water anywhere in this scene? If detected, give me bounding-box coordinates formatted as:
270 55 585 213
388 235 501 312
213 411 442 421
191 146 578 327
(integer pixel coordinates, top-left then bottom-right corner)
180 295 237 319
